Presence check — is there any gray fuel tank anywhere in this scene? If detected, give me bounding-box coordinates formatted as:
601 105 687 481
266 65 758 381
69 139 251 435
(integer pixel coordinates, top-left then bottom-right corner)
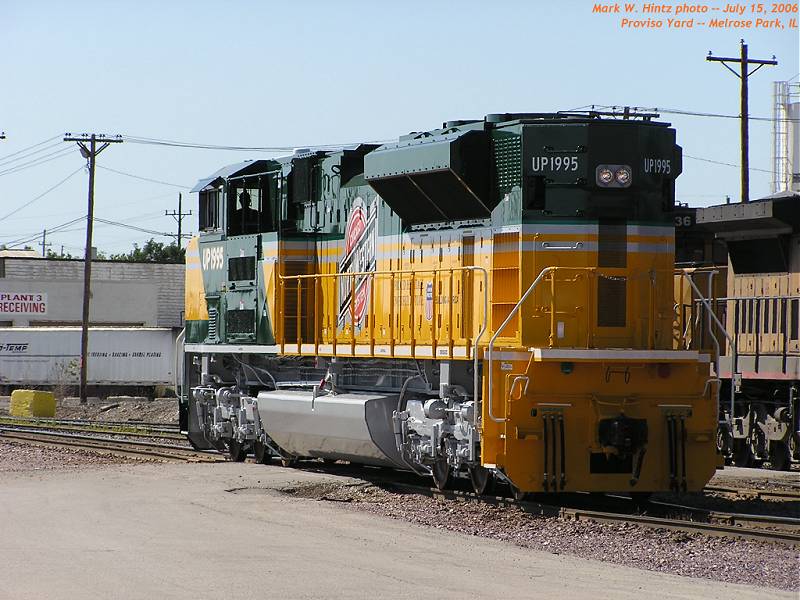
256 390 405 468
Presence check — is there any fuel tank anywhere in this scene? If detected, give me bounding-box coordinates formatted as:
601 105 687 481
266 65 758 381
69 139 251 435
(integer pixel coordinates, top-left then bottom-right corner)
256 390 405 468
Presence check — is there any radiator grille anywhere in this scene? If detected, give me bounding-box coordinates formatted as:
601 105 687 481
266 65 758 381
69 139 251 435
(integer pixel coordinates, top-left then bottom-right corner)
228 256 256 281
492 135 522 193
597 276 626 327
226 309 255 334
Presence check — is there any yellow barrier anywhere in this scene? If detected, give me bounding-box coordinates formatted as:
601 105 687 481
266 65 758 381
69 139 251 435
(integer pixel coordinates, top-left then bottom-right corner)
9 389 56 418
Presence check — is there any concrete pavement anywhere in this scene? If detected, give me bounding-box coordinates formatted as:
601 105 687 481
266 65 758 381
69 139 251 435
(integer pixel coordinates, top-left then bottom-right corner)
0 462 789 600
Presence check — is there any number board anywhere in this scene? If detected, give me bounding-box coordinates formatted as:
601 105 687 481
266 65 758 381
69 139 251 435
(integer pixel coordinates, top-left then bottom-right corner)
529 155 585 176
674 211 695 228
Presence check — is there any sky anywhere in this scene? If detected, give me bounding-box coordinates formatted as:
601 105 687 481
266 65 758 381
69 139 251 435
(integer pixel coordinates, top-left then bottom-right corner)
0 0 797 256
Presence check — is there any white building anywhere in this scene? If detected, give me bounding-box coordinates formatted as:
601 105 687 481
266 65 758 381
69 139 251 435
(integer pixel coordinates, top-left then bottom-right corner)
0 256 184 329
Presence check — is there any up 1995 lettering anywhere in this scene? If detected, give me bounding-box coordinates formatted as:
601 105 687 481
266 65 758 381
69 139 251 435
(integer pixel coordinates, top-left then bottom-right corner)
531 156 579 172
643 158 671 174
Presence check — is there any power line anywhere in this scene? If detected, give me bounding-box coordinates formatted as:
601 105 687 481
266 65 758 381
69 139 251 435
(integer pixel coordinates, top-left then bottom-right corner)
122 134 391 152
0 135 60 162
96 165 190 188
3 215 87 248
0 166 85 221
684 153 774 174
93 217 174 238
0 147 76 177
0 140 66 168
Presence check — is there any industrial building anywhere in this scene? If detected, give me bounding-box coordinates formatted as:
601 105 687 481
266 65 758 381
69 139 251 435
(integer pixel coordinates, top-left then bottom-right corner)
0 254 184 329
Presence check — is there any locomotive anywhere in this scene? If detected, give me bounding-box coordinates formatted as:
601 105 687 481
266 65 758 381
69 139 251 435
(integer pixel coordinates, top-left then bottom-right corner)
179 111 719 496
688 192 800 470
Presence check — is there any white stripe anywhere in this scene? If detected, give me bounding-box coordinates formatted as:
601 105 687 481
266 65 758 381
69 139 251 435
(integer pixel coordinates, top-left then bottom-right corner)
185 343 280 355
530 349 710 362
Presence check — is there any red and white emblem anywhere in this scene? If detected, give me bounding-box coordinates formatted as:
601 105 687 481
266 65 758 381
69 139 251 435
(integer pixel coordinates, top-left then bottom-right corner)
338 197 377 331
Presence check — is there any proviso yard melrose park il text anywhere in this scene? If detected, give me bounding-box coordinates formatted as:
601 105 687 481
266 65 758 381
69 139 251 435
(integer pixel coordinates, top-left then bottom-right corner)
593 2 798 29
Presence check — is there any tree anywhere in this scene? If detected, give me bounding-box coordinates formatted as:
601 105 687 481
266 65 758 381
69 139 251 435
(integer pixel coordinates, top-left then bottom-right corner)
109 239 185 263
45 248 77 259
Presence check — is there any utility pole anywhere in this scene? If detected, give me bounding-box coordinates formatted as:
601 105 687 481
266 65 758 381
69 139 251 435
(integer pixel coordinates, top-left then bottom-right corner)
40 229 52 257
707 41 777 203
63 133 123 403
165 193 192 248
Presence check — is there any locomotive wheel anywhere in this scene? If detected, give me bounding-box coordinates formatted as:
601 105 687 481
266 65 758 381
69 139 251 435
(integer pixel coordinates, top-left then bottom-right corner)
750 427 767 464
280 456 297 468
227 439 247 462
431 455 451 491
733 440 753 468
468 465 493 496
253 441 270 465
510 485 528 502
768 441 791 472
716 427 732 457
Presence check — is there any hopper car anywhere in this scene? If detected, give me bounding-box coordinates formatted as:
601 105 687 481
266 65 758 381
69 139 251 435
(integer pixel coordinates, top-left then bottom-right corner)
179 110 719 496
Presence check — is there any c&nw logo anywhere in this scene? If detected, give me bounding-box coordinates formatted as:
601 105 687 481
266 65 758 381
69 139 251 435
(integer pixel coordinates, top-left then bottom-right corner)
337 197 377 331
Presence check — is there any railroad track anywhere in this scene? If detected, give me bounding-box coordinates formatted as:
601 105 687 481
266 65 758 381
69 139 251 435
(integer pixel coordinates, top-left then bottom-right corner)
381 481 800 546
3 424 796 543
0 427 222 463
0 416 183 440
704 484 800 503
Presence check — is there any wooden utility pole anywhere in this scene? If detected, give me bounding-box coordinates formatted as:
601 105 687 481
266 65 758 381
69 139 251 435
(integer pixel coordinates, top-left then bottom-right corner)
63 133 123 403
40 229 52 257
165 193 192 248
707 41 777 203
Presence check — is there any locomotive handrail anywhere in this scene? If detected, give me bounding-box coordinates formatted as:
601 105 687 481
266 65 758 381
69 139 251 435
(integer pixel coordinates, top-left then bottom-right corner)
486 266 666 423
175 327 185 398
487 266 557 423
678 270 736 423
278 265 488 423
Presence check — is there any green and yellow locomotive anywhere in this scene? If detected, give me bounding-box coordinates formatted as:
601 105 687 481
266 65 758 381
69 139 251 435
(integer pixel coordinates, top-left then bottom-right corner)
181 111 719 495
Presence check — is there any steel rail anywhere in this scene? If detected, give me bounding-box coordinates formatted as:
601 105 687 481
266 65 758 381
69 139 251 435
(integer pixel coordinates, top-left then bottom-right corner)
383 481 800 545
0 416 180 429
0 417 183 439
0 428 221 463
704 484 800 502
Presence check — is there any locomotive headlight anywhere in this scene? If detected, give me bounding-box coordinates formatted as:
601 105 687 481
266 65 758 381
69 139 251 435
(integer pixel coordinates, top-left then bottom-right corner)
596 164 632 188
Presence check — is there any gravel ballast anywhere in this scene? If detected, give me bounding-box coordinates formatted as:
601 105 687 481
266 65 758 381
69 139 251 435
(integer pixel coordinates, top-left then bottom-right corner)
280 480 800 592
0 440 141 472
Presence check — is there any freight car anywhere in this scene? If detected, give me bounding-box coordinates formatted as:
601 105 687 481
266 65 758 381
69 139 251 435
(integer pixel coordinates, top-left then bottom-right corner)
695 192 800 470
0 327 177 393
180 111 718 496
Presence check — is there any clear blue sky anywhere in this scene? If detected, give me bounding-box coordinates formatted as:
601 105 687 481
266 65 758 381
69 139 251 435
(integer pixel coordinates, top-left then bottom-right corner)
0 0 797 255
